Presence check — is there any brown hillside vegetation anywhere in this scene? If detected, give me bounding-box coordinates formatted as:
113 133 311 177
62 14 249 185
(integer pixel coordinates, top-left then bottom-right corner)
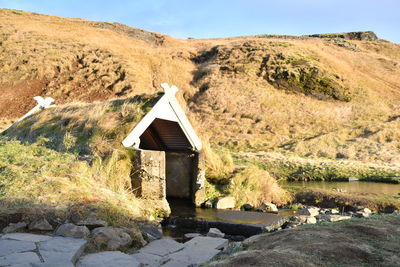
1 8 400 167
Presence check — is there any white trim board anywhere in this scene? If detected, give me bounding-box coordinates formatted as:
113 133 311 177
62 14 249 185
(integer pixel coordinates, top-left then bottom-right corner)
122 83 202 151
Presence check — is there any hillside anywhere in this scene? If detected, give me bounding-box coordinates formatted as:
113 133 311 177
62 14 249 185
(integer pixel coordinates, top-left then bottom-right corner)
1 8 400 169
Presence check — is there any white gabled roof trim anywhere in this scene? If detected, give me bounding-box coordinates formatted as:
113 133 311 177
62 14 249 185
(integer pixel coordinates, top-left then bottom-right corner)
122 83 202 151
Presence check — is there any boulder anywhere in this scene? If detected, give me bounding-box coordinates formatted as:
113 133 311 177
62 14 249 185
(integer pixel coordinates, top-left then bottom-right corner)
55 223 90 238
298 215 316 224
76 219 108 230
123 227 147 247
215 196 236 209
92 227 132 250
356 208 372 218
241 204 253 211
331 208 340 214
2 222 27 233
204 200 213 209
257 202 278 213
140 223 162 241
299 207 320 217
306 216 317 224
207 228 225 238
28 218 53 231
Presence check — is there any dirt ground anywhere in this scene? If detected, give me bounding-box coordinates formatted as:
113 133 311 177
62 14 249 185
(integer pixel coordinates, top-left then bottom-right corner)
209 215 400 267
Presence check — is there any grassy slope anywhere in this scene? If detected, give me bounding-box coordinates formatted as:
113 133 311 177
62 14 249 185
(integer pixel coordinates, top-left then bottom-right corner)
1 8 399 168
1 9 400 215
0 139 147 226
210 214 400 267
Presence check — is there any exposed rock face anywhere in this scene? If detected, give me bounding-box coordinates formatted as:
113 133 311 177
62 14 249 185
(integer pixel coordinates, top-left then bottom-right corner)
307 31 378 41
207 228 225 238
91 227 132 250
28 218 53 231
2 222 27 233
215 196 236 209
55 223 90 238
259 53 351 101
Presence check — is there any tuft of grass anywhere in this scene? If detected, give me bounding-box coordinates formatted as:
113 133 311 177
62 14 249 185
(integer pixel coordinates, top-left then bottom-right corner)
228 165 292 207
0 139 149 226
202 141 234 180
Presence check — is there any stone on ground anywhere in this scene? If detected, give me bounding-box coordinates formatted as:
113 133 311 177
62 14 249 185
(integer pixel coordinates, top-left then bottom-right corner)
139 238 184 257
91 227 132 250
215 196 236 209
184 236 228 250
38 236 87 264
184 233 201 239
299 207 320 217
0 239 36 257
2 233 52 242
356 208 373 218
207 228 225 238
318 215 351 222
77 251 141 267
2 222 27 233
241 203 253 211
331 208 340 214
140 223 162 240
0 251 41 266
257 202 278 213
28 218 53 231
76 219 108 230
55 223 90 238
131 252 162 266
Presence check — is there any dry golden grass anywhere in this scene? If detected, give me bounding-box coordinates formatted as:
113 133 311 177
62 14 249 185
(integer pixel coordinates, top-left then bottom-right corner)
1 8 400 170
229 166 292 207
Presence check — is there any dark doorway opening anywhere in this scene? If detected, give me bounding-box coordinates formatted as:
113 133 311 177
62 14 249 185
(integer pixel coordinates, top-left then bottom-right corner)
138 118 196 200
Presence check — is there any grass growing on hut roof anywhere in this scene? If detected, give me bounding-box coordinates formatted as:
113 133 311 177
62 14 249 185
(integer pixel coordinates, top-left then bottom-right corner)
2 93 163 157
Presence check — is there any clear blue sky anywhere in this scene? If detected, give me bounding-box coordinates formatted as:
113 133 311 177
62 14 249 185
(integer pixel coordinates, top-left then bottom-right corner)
1 0 399 43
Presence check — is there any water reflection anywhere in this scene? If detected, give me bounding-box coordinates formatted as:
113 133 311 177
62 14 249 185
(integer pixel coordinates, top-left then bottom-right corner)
280 181 400 195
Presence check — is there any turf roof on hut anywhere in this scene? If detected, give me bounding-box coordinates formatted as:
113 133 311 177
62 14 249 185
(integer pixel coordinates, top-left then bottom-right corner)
3 92 163 156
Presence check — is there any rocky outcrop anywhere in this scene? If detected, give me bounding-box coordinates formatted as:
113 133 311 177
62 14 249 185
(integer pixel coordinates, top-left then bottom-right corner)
307 31 378 41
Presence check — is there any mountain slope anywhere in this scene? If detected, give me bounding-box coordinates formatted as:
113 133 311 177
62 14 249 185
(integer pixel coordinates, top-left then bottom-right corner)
1 8 400 166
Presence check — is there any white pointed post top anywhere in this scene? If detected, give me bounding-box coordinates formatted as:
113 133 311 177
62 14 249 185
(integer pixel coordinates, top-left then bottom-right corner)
161 83 178 97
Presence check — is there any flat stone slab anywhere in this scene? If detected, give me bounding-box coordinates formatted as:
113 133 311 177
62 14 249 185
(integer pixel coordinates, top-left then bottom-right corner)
139 238 184 257
0 251 41 266
77 251 140 267
184 236 228 250
0 239 36 257
38 236 87 264
2 233 53 242
131 252 162 266
161 246 220 267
